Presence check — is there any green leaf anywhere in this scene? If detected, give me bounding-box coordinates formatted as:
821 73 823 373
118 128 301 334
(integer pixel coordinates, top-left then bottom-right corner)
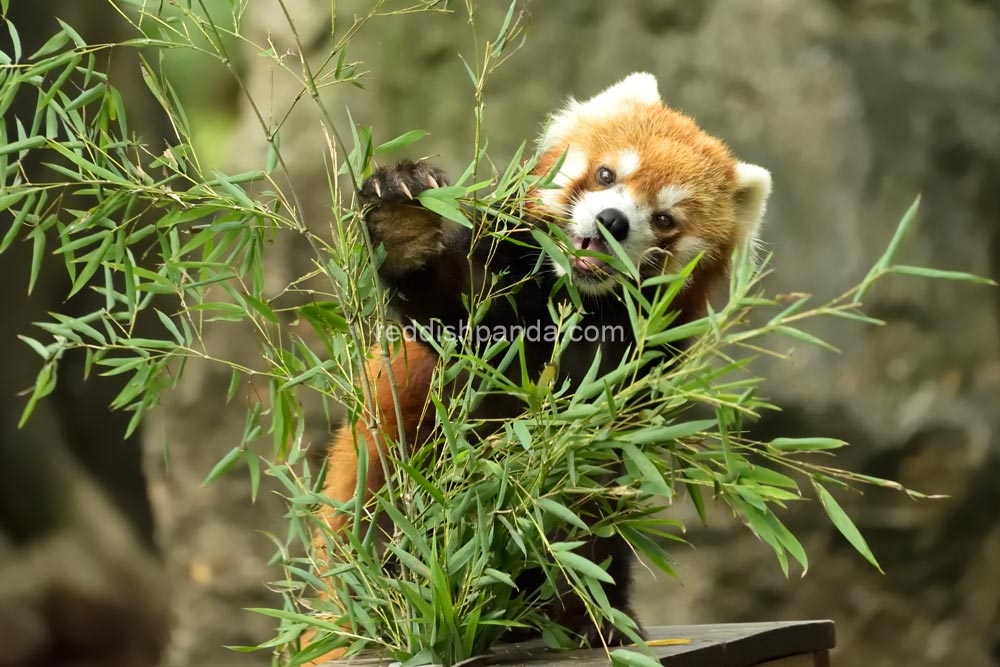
30 30 71 60
530 227 572 277
56 19 86 48
111 364 151 410
203 446 245 485
685 481 707 524
54 312 106 345
47 141 127 184
511 419 532 449
298 301 348 333
888 264 996 286
620 419 717 444
768 437 845 452
5 18 21 62
245 293 278 323
773 325 840 353
17 335 50 359
384 542 431 580
549 540 587 553
0 190 33 254
244 607 343 631
68 231 113 297
491 0 519 58
97 356 147 377
621 443 672 498
63 83 105 113
825 308 885 326
118 337 177 350
552 549 614 584
856 195 920 303
537 497 589 532
28 226 45 294
743 466 800 490
645 318 711 346
18 365 55 427
813 482 882 572
395 460 448 506
610 649 664 667
265 131 280 172
417 185 470 227
375 129 429 155
155 309 184 344
226 367 241 402
759 509 809 574
246 449 261 502
0 135 45 157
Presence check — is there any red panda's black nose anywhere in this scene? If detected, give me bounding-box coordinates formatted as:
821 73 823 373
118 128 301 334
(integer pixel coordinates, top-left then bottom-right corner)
596 208 629 242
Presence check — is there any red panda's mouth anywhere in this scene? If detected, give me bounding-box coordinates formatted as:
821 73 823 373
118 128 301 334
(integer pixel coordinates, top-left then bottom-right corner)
570 236 613 276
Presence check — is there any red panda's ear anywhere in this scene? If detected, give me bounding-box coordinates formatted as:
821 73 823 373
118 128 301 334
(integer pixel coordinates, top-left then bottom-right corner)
582 72 661 109
733 161 772 243
539 72 661 153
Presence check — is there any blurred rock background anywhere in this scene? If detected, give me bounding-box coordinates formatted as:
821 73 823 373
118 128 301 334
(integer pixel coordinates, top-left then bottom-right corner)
2 1 997 666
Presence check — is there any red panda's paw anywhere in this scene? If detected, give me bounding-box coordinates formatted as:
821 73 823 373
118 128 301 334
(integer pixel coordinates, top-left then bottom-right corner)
360 160 449 206
359 161 452 278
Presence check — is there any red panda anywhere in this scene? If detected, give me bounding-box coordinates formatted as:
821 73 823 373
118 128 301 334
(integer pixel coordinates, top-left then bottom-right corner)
309 72 772 660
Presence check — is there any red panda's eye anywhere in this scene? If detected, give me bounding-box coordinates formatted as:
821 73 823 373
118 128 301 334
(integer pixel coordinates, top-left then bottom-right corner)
596 166 616 186
653 212 677 230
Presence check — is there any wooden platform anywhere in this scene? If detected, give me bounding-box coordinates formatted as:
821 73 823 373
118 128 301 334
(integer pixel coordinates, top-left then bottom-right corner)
323 620 836 667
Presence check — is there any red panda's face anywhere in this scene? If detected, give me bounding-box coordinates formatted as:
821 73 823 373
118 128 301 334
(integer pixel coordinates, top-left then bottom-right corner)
534 73 772 297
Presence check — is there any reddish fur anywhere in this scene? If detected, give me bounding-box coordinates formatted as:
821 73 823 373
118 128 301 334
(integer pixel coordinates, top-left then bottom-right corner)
305 340 437 666
314 340 437 547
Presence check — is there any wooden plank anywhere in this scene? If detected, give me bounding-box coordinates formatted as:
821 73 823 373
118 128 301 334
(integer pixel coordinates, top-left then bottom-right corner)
488 621 836 667
319 620 836 667
753 655 819 667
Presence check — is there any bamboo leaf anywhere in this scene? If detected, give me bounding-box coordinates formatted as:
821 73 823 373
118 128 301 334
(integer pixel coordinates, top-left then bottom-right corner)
888 264 996 286
246 449 261 502
265 130 280 172
0 135 45 157
374 129 429 155
19 363 57 427
621 443 672 498
68 231 113 297
773 325 840 353
552 549 614 584
813 482 882 572
55 19 86 48
856 195 920 303
610 649 664 667
685 481 707 524
203 446 245 485
30 28 71 60
537 498 589 532
5 18 21 62
620 419 717 444
768 437 845 452
17 335 51 359
28 226 45 294
155 309 184 344
530 227 572 277
417 185 471 227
